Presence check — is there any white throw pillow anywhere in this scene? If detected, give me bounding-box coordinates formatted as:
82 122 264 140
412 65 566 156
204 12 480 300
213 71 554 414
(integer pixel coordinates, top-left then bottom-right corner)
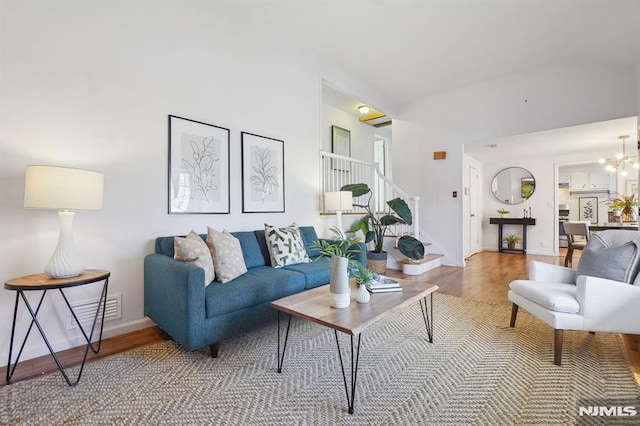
264 223 311 268
174 231 215 286
206 227 248 283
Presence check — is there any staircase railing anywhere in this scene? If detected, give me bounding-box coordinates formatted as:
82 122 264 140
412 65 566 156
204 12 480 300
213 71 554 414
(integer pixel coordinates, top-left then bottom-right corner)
320 151 420 239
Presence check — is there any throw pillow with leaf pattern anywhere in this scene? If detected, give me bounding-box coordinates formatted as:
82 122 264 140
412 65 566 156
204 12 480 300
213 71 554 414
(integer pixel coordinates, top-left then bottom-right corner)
264 223 311 268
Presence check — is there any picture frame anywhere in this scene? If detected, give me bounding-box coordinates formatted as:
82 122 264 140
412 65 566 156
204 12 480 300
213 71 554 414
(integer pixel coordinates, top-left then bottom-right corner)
241 132 285 213
578 197 598 224
331 125 351 171
626 180 638 196
168 115 230 214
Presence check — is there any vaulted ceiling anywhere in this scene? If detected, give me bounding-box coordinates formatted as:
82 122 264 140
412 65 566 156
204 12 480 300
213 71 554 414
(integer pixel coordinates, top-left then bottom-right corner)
219 1 640 107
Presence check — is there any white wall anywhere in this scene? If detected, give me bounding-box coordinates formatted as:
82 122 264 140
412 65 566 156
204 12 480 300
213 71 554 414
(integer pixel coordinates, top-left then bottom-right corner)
394 60 639 265
480 148 619 255
0 2 347 365
321 104 377 162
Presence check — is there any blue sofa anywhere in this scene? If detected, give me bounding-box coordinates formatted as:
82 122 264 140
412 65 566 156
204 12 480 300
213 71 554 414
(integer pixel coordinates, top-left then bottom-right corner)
143 226 365 357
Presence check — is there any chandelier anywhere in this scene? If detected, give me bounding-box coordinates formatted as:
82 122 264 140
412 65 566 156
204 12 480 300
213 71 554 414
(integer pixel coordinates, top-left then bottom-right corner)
599 135 639 177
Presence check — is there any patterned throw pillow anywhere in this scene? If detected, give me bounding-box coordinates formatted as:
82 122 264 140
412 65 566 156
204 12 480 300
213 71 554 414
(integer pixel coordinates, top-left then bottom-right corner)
174 231 215 286
576 233 640 284
264 223 311 268
206 227 248 283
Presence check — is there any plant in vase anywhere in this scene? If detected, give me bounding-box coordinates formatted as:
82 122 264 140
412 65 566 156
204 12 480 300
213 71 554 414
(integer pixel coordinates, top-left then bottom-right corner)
604 192 638 223
352 261 374 304
341 183 424 274
497 208 509 218
311 226 362 308
504 234 521 250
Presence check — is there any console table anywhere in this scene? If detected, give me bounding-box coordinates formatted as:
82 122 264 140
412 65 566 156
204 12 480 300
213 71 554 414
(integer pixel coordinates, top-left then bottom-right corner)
489 217 536 254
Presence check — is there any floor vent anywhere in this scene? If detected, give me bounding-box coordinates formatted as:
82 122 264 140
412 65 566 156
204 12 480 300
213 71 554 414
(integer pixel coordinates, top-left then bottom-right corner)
66 294 122 330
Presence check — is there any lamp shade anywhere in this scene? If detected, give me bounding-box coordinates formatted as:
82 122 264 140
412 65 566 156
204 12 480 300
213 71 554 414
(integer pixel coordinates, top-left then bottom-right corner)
324 191 353 212
24 166 104 211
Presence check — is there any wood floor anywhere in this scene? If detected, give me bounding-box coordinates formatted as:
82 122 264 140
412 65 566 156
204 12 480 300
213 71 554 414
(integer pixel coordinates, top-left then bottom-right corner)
2 249 638 386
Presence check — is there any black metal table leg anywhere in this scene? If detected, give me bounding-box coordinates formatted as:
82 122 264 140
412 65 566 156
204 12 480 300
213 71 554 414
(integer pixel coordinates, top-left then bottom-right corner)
334 331 362 414
419 293 434 343
5 278 109 387
276 311 292 373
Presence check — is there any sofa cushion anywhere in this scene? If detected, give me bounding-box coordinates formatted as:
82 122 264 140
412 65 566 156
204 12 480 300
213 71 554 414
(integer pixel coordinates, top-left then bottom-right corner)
576 233 640 284
283 257 331 289
264 223 311 267
231 231 267 269
174 231 215 286
205 267 306 318
509 280 580 314
206 228 248 283
299 226 322 259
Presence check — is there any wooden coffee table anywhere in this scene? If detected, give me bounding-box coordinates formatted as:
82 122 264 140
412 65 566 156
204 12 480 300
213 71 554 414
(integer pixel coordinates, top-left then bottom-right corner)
271 278 438 414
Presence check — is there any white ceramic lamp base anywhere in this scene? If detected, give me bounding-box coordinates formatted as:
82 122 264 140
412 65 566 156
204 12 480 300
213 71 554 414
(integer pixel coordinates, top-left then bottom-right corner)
45 211 85 279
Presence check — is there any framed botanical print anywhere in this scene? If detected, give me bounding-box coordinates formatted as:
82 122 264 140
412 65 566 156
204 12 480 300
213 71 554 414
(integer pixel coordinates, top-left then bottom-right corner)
241 132 285 213
578 197 598 224
168 115 230 214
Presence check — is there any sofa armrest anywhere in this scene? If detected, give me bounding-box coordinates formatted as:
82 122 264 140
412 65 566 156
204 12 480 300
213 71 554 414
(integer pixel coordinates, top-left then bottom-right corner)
143 253 207 350
576 275 640 333
529 261 576 283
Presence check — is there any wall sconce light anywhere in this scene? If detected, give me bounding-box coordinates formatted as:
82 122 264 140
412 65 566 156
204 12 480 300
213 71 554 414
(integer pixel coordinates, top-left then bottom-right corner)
358 105 370 115
24 165 104 278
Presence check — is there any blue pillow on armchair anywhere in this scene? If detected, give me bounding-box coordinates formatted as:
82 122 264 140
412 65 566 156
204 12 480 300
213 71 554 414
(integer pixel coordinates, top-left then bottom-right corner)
575 233 640 284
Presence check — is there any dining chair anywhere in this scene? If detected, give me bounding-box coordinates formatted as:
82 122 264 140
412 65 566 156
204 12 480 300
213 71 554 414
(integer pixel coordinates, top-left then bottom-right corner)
562 221 590 267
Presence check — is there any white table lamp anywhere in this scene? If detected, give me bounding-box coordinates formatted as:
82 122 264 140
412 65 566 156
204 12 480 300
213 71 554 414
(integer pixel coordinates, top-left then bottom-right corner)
24 166 104 278
324 191 353 231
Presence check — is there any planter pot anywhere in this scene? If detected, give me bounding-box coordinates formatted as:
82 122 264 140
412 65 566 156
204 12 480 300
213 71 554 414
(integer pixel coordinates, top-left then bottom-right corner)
507 242 516 250
356 285 371 304
366 251 387 274
329 256 351 309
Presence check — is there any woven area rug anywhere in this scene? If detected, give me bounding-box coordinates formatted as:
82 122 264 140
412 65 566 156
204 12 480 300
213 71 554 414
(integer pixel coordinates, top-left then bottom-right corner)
2 293 639 425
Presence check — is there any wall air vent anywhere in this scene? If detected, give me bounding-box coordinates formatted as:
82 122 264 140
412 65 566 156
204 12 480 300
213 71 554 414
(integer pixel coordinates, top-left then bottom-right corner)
66 293 122 330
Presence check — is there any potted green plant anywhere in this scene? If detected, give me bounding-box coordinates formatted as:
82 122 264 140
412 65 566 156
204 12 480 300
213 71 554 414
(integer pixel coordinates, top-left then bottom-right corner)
497 208 509 218
351 261 374 304
310 226 362 308
604 192 638 223
341 183 424 273
504 234 520 250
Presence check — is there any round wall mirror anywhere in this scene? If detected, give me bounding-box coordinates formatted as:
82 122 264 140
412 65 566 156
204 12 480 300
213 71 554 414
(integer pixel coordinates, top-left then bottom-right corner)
491 167 535 205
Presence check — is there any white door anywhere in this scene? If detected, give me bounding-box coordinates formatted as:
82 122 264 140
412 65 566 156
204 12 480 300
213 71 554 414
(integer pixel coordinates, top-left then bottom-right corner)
469 165 481 255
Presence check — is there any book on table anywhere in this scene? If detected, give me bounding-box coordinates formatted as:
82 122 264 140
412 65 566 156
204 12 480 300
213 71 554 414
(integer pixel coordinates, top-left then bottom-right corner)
366 276 403 293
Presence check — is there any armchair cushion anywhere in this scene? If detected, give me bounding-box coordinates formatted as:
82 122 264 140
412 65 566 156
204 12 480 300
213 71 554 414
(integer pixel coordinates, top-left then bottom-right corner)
509 280 580 313
575 233 640 284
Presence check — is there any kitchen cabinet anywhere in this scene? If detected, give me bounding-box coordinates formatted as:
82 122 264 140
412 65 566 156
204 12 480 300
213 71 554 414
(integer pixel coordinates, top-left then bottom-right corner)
569 171 611 191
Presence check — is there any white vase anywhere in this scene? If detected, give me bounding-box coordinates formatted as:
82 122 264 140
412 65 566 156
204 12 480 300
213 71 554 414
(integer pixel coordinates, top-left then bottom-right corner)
329 256 351 309
357 284 370 304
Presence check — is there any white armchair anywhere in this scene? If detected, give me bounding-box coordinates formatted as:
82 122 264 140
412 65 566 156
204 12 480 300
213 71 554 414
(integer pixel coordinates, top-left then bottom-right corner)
509 230 640 365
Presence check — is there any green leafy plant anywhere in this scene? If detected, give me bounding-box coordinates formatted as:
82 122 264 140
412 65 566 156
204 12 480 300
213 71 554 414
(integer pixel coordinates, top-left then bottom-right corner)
504 234 521 245
310 226 362 259
341 183 424 261
604 192 638 220
351 261 375 285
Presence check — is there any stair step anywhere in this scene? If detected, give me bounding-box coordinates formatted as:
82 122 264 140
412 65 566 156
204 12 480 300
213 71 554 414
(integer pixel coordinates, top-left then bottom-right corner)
401 254 443 276
400 254 442 265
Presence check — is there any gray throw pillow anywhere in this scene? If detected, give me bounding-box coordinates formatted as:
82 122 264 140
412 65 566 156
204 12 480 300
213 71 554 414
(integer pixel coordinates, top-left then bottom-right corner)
575 233 640 284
